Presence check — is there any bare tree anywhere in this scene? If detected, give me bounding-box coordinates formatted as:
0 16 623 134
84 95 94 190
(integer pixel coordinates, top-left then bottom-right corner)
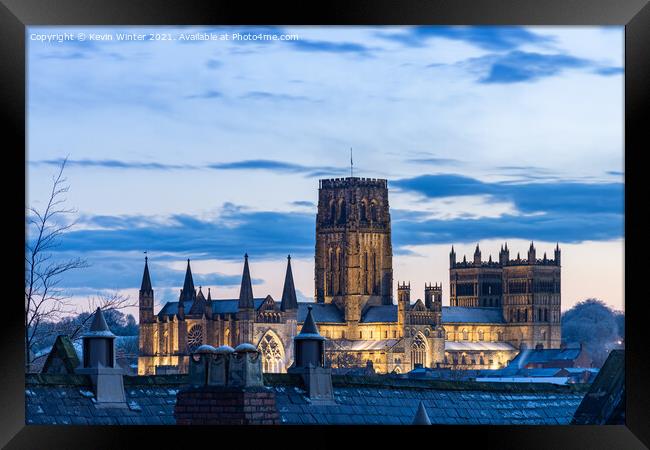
63 291 136 341
25 158 88 372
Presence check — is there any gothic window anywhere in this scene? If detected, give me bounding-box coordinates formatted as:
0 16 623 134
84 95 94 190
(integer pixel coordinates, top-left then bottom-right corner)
360 200 367 222
384 330 388 338
370 330 373 338
359 331 363 339
337 199 346 224
338 249 344 295
162 330 169 354
187 324 203 352
363 252 369 294
330 200 337 224
544 309 548 322
258 332 285 373
153 329 159 355
224 328 231 347
370 201 378 222
462 329 469 340
393 330 397 338
497 330 503 341
478 330 484 341
411 334 427 368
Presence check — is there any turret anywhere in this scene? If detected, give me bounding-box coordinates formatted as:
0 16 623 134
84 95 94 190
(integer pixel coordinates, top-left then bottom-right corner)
528 241 536 264
449 246 456 268
499 243 510 265
473 244 481 264
281 255 298 311
138 256 154 324
424 282 442 310
397 282 410 331
554 243 561 266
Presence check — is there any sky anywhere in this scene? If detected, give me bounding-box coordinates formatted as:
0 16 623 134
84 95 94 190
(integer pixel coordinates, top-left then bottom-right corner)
26 26 624 318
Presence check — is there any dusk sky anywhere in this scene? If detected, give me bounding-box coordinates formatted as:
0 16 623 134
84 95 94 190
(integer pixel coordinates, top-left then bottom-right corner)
27 26 624 317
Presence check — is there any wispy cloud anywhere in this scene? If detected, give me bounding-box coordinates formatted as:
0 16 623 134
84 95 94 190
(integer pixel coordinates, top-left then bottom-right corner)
30 158 348 177
465 51 622 84
393 174 624 215
185 90 223 99
287 39 375 56
378 26 553 51
240 91 320 102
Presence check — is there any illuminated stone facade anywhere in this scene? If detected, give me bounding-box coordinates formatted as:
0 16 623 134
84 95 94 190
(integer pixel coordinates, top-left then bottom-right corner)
138 177 560 375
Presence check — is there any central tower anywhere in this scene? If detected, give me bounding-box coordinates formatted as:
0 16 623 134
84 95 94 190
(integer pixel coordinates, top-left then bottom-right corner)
315 177 393 323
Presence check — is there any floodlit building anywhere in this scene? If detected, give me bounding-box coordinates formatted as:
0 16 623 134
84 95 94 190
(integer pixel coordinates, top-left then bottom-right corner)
138 177 561 375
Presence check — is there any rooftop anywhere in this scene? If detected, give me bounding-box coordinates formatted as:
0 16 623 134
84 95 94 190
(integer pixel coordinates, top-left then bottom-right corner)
26 372 588 425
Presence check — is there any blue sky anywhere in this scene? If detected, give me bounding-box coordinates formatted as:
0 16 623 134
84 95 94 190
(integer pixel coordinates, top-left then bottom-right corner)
26 26 624 314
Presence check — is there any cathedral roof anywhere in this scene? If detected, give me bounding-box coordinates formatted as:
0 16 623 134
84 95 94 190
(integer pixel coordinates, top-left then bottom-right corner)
297 303 344 323
158 298 267 318
441 307 505 324
360 305 397 323
444 341 516 352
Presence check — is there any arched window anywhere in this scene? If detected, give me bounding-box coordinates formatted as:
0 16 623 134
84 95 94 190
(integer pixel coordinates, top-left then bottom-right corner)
370 201 378 222
224 328 231 347
360 200 367 222
338 248 344 295
462 329 469 340
330 200 337 224
187 324 203 352
162 330 169 354
478 330 484 341
258 331 286 373
337 199 346 224
497 330 503 341
411 334 427 369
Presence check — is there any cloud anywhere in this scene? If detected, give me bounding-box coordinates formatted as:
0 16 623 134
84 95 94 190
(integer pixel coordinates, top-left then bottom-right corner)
407 157 463 166
185 90 223 99
30 158 348 177
290 200 315 208
392 174 623 215
465 51 622 84
205 59 222 69
378 26 552 51
50 206 315 260
240 91 319 102
391 174 623 244
30 158 195 170
286 39 375 56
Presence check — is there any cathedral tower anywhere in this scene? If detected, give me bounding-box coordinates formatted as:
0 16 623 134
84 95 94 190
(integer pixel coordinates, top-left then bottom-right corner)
315 177 393 323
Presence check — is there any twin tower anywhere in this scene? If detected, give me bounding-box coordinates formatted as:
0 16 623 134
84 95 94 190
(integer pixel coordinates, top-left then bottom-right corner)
314 177 393 322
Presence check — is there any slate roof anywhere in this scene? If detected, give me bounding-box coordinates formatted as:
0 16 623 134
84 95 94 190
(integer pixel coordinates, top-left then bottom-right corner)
26 373 587 425
509 347 582 366
442 307 505 323
297 303 344 323
327 339 400 351
361 305 397 323
445 341 516 352
571 350 624 425
157 299 265 318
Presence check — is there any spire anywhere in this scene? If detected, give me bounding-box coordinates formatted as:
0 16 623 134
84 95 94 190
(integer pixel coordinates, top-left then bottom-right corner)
238 253 254 309
281 254 298 311
90 307 111 333
299 305 321 336
207 287 212 301
140 255 152 293
180 259 196 302
189 285 207 315
475 243 480 254
412 401 432 425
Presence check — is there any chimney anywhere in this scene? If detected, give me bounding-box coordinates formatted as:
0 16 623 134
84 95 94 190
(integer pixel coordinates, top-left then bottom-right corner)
175 342 280 425
75 308 127 408
288 306 334 404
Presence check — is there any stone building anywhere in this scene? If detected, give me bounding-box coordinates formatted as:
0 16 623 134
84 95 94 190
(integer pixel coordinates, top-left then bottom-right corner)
138 176 562 375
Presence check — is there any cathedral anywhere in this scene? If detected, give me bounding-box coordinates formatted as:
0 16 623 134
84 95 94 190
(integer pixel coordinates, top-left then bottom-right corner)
138 176 562 375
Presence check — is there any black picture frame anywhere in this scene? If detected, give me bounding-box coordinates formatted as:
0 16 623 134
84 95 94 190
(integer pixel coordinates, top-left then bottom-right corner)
1 0 647 448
